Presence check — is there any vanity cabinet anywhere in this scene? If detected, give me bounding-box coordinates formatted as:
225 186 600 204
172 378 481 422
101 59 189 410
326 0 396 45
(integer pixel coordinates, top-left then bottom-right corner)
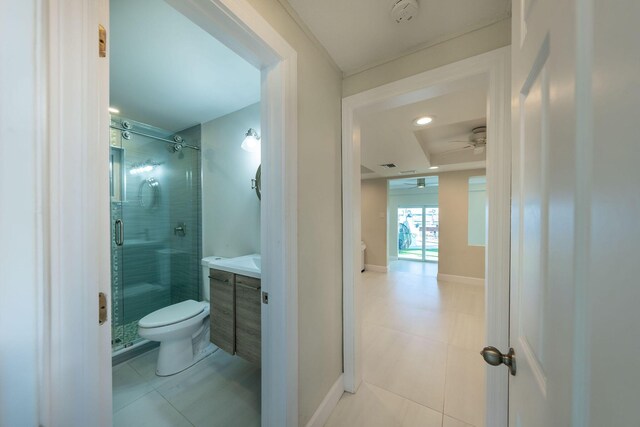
209 269 261 364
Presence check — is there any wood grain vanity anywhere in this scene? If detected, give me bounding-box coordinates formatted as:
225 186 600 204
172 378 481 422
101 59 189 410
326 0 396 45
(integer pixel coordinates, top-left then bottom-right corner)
209 268 261 364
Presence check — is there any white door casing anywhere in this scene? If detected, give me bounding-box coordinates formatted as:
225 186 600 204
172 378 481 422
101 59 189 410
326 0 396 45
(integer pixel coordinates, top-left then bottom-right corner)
342 47 511 426
38 0 299 426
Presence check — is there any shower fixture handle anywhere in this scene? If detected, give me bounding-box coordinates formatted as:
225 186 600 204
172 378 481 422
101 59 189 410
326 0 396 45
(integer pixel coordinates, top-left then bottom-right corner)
174 223 186 237
114 219 124 246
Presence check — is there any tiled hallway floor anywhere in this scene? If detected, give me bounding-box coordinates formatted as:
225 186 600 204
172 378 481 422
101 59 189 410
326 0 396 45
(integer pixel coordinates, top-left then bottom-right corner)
326 261 486 427
112 346 260 427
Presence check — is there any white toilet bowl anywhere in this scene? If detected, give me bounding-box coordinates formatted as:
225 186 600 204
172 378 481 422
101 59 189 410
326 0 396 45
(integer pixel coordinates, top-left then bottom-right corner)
138 300 213 376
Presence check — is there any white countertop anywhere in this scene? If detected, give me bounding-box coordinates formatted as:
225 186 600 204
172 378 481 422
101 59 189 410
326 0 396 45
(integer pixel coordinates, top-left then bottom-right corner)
202 254 261 279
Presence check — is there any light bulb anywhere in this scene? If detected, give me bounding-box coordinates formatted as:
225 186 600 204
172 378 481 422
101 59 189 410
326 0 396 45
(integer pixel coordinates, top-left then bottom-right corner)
241 129 261 152
414 116 433 126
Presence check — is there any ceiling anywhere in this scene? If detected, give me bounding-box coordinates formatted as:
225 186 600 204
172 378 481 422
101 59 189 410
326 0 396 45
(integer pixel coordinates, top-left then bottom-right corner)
110 0 260 132
285 0 511 73
360 84 488 179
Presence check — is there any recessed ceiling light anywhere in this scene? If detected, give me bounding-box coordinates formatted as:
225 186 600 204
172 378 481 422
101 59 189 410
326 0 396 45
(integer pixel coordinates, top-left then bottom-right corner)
109 107 120 114
429 166 439 170
414 116 433 126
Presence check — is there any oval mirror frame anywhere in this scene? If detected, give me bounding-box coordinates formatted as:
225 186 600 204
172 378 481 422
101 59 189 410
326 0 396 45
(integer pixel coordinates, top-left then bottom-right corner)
255 165 261 201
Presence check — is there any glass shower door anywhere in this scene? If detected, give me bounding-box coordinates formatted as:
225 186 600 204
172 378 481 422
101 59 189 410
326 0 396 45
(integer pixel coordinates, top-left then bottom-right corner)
110 118 202 353
110 142 126 350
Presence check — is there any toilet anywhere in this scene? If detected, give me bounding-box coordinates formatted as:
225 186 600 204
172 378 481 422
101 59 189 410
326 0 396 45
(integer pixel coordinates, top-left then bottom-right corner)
138 300 214 376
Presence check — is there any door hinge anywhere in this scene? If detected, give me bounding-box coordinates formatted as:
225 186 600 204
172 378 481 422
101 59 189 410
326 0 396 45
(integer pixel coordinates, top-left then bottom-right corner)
98 24 107 57
99 292 108 325
261 291 269 304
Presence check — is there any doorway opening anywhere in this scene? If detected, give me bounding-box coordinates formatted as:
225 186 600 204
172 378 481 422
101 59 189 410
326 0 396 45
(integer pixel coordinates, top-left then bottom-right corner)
39 0 298 423
397 205 439 261
341 48 510 426
99 0 298 425
108 1 263 424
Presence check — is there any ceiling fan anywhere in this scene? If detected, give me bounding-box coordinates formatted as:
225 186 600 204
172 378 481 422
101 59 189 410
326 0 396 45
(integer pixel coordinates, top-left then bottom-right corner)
439 126 487 156
402 177 436 189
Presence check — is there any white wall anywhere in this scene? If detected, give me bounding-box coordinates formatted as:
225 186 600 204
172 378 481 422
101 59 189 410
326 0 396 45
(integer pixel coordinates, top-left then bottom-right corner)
0 1 41 425
468 178 487 246
241 2 344 424
361 179 388 267
201 102 261 297
438 169 485 279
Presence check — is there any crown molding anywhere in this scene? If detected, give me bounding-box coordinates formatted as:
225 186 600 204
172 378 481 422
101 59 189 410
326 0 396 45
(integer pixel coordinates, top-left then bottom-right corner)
275 0 343 75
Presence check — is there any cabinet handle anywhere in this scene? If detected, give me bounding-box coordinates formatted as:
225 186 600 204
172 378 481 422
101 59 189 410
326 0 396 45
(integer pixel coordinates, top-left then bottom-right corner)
235 281 261 290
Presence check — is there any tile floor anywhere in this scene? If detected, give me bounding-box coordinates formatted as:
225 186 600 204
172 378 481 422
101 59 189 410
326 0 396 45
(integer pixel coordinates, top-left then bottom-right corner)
112 346 260 426
326 260 486 427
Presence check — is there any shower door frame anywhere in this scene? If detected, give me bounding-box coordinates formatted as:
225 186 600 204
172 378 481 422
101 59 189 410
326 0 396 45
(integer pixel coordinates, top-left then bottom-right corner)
40 0 299 426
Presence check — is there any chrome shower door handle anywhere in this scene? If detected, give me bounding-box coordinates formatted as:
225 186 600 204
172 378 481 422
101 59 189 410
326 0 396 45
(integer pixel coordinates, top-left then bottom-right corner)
114 219 124 246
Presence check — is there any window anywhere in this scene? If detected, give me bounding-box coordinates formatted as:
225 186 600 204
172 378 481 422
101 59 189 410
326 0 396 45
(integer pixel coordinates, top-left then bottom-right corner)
468 176 487 246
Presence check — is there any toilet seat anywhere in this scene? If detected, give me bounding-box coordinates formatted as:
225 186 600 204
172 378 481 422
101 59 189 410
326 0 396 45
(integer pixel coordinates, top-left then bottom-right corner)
139 300 205 328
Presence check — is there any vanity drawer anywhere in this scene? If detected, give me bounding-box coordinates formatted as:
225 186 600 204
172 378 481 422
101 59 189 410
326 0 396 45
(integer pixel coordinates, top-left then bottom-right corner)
210 270 235 354
209 269 233 283
236 274 260 290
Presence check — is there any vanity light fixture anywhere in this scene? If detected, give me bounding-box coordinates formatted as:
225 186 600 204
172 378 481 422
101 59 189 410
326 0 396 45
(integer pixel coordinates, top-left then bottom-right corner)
414 116 433 126
241 128 261 152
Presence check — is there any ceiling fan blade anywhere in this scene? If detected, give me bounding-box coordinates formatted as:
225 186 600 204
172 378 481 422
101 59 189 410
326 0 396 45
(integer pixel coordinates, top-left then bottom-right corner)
439 146 473 156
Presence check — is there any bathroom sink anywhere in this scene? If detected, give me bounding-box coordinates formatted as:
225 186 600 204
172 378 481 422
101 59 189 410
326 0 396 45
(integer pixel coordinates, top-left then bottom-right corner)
202 254 261 279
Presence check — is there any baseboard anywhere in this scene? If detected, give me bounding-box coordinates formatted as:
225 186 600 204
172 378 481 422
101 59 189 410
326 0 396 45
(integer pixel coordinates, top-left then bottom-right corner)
305 374 344 427
437 273 485 287
364 264 388 273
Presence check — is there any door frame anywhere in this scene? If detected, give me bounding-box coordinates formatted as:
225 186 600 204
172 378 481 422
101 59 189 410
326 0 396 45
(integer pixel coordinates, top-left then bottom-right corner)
39 0 298 425
342 47 511 426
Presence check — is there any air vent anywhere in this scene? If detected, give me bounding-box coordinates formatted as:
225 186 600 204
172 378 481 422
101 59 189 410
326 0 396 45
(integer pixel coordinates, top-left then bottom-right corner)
380 163 397 169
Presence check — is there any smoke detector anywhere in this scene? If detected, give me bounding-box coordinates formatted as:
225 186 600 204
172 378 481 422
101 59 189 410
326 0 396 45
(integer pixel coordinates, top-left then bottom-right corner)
391 0 419 24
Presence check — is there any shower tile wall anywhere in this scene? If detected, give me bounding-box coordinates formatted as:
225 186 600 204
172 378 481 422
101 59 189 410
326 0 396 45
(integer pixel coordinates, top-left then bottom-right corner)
168 124 202 304
110 117 201 351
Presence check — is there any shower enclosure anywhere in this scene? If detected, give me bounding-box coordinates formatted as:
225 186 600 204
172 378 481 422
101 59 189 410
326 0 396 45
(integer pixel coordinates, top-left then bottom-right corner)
109 116 202 353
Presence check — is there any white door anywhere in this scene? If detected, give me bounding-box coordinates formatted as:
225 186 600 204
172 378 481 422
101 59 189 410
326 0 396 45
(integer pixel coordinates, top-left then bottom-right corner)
508 0 640 425
509 0 580 424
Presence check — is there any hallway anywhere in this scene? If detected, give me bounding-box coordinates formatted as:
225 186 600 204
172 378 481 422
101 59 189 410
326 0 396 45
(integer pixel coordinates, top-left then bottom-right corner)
326 261 485 427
